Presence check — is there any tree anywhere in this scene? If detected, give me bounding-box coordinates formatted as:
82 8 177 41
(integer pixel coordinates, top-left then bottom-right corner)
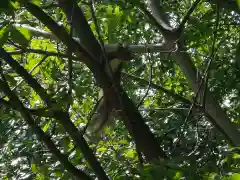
0 0 239 179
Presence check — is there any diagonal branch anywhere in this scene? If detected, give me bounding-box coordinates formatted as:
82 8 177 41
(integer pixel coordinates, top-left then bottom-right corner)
57 0 103 62
143 0 240 145
146 0 173 31
17 0 168 162
0 80 92 180
23 2 109 87
54 0 167 161
0 48 109 180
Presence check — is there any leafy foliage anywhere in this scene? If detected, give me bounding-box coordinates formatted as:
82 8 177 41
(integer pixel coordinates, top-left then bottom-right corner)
0 0 239 179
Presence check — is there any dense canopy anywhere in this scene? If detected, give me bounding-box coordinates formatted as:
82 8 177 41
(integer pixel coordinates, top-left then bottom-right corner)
0 0 240 179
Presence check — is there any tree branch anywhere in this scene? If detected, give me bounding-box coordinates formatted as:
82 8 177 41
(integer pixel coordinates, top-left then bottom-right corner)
20 1 168 162
142 1 240 145
0 80 92 180
0 47 109 180
23 2 110 87
54 0 167 161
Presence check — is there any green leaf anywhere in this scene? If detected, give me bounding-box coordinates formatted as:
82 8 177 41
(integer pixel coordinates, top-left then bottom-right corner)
54 170 63 178
0 25 9 47
114 5 121 17
173 171 183 180
43 121 51 132
31 163 37 173
233 153 240 159
144 98 151 107
97 147 106 152
17 27 32 41
10 0 20 9
118 140 128 145
124 149 135 159
230 173 240 180
106 5 113 16
237 0 240 9
31 0 41 6
9 27 30 48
